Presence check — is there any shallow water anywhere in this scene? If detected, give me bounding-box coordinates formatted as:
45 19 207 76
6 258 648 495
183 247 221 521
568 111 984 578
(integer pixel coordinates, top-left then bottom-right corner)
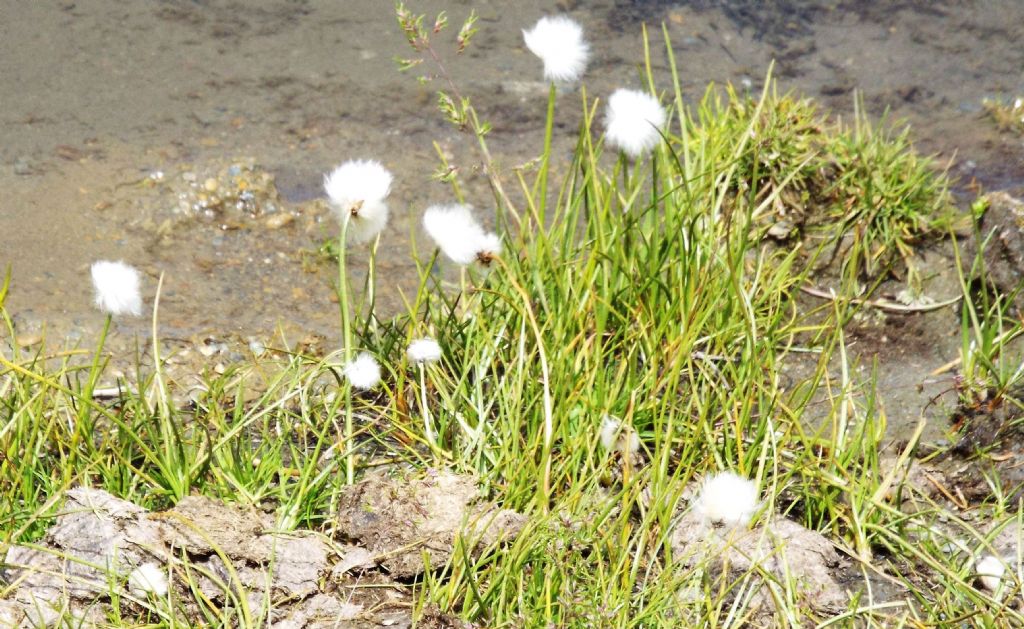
2 0 1022 358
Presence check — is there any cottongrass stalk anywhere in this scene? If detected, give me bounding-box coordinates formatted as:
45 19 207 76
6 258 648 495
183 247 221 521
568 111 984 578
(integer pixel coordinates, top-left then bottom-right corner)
324 158 393 484
523 15 589 224
149 272 192 500
408 337 442 450
83 260 143 436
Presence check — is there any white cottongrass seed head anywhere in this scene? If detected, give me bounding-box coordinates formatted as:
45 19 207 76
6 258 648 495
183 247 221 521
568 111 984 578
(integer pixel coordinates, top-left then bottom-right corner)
522 15 589 83
323 159 393 243
91 260 143 317
407 337 442 364
344 352 382 390
599 415 640 454
605 88 668 159
128 562 168 597
423 204 502 266
693 471 759 528
976 555 1006 593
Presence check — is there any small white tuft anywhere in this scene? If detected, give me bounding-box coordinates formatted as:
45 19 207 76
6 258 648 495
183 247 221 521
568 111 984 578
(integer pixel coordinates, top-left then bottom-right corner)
522 15 589 83
693 471 759 528
91 260 143 317
323 160 393 243
976 555 1006 593
423 204 502 266
605 88 668 159
128 562 168 597
344 352 382 390
407 338 442 364
599 415 640 454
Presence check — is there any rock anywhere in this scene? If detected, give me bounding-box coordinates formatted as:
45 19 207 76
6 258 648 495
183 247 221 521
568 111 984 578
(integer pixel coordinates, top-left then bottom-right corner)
158 494 274 560
976 192 1024 313
274 593 362 628
331 545 377 577
333 470 527 578
13 156 34 175
500 80 548 99
0 601 23 626
264 212 294 229
671 507 849 621
0 487 407 627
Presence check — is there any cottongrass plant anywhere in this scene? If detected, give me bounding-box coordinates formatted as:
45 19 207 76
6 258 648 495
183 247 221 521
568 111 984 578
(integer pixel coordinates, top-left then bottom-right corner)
522 14 589 223
127 562 169 598
422 203 501 266
91 260 143 318
86 260 143 410
407 337 443 449
323 158 393 483
692 471 760 528
604 87 668 159
599 414 640 455
522 15 589 84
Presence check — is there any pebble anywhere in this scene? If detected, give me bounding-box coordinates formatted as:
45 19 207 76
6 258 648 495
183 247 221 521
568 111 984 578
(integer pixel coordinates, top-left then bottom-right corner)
501 80 548 98
203 178 219 192
264 213 294 229
15 333 42 347
13 157 33 176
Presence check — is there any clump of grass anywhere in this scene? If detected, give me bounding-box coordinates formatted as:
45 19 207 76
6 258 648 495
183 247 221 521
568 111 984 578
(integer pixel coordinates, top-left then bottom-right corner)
951 223 1024 408
983 96 1024 135
819 100 955 280
705 84 955 281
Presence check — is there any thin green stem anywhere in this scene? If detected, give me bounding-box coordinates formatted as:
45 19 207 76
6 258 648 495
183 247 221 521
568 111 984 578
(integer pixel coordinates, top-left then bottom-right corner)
537 81 557 228
337 216 357 485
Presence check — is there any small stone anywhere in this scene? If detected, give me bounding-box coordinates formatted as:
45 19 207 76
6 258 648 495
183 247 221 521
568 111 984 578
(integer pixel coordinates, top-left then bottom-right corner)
15 333 42 347
264 213 294 229
13 157 33 175
203 178 219 192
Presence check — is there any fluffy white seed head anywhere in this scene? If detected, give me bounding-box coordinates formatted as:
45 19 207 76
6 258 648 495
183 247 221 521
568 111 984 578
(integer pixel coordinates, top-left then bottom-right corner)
128 562 168 597
976 555 1006 593
91 260 143 317
407 338 442 364
693 471 759 528
599 415 640 454
323 159 393 243
605 88 668 159
344 352 382 390
522 15 590 83
423 204 502 266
